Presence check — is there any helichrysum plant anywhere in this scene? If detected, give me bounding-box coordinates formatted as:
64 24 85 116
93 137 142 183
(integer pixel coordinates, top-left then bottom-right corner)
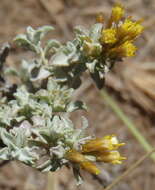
0 3 143 185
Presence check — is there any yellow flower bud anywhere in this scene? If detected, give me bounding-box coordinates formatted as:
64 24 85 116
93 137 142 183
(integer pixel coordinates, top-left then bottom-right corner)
96 12 104 23
109 41 137 57
82 135 125 153
121 41 137 57
95 151 126 164
107 3 124 27
66 149 100 175
66 149 86 163
119 19 144 39
111 3 124 22
81 161 101 175
101 29 117 44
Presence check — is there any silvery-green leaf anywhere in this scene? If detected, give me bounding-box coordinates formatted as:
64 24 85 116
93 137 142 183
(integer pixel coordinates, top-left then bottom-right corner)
11 147 38 165
0 105 15 126
30 67 51 82
66 101 87 112
0 148 9 160
33 26 54 45
37 160 52 172
0 128 16 149
50 52 70 67
26 26 35 42
21 59 42 84
15 116 26 123
67 117 89 146
31 128 49 144
14 86 30 105
4 67 19 76
74 26 89 36
65 42 76 54
19 121 32 136
50 144 66 159
44 39 61 56
11 128 28 147
50 42 76 67
82 41 102 57
14 34 36 52
31 116 45 128
20 59 31 82
41 103 52 118
47 77 57 90
81 116 89 129
61 117 74 132
89 23 103 42
86 59 98 73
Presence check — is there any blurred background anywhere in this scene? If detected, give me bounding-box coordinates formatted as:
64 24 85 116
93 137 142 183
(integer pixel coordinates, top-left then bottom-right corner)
0 0 155 190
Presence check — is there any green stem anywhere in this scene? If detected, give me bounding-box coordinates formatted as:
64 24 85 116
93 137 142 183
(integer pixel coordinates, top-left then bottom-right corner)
100 89 155 161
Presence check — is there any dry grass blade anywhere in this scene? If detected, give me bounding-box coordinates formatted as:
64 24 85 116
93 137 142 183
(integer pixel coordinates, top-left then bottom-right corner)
103 149 155 190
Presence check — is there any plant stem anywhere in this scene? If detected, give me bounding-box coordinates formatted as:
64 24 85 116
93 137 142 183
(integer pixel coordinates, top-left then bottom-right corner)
103 148 155 190
46 172 55 190
100 89 155 161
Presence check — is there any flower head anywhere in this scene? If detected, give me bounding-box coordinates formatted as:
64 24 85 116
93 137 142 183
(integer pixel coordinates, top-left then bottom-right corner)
99 3 143 62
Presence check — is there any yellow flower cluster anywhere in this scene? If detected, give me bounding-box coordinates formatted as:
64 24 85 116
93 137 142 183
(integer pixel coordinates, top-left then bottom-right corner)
66 135 126 175
99 3 144 58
